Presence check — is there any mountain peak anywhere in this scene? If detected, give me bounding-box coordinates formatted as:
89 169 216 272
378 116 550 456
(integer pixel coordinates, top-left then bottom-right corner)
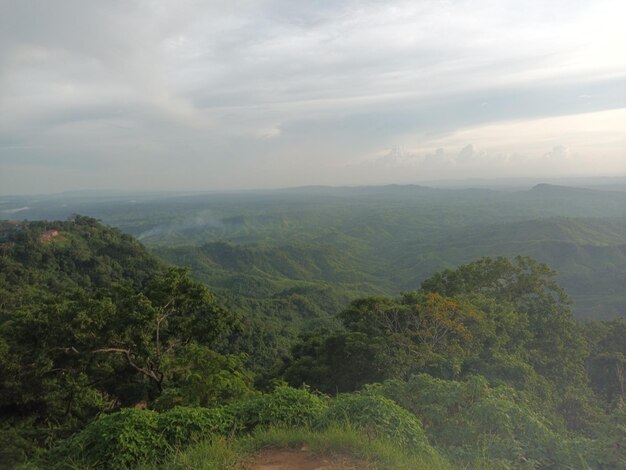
529 183 593 194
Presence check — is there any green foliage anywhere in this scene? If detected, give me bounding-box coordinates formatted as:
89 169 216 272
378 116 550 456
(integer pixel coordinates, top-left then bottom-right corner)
228 385 328 431
596 403 626 468
0 218 249 466
48 406 235 469
48 409 167 470
3 210 625 469
156 407 237 447
369 374 603 468
317 393 431 452
282 292 484 393
582 319 626 408
153 345 253 410
155 241 375 372
421 256 589 390
421 257 600 431
138 437 239 470
281 330 396 393
0 420 46 468
280 257 611 440
149 425 451 470
38 380 622 469
49 387 438 469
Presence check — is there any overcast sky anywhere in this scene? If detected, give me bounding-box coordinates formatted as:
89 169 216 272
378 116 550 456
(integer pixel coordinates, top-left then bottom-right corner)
1 0 625 194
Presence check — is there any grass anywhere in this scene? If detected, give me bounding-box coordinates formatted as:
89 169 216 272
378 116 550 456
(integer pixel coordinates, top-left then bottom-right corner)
144 425 453 470
141 437 238 470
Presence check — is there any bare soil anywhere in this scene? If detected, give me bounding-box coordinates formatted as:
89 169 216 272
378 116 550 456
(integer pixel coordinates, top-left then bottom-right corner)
244 448 368 470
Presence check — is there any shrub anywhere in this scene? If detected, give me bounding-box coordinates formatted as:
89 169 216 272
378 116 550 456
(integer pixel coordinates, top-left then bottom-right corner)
47 387 327 468
0 422 45 468
157 406 237 446
48 409 167 469
317 393 430 452
228 386 328 431
369 374 598 468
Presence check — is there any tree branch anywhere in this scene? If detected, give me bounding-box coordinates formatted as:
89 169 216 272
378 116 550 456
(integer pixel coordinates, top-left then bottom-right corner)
92 348 163 391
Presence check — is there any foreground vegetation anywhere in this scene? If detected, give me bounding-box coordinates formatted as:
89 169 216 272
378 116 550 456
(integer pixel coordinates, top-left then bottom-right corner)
20 384 626 469
44 386 448 469
146 425 452 470
1 217 624 468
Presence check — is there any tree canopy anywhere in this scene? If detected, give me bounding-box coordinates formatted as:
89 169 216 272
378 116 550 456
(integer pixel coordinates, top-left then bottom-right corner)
0 218 250 462
281 256 609 435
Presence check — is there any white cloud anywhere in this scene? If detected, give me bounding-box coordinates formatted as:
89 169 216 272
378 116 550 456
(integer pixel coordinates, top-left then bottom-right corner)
254 126 282 139
358 108 626 181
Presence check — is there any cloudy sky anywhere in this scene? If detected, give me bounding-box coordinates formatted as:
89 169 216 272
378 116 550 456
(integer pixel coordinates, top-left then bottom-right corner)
0 0 625 194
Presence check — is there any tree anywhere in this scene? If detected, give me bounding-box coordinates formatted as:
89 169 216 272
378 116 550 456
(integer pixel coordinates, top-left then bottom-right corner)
582 320 626 407
282 292 483 392
421 256 603 433
422 256 588 389
91 267 237 396
0 220 250 463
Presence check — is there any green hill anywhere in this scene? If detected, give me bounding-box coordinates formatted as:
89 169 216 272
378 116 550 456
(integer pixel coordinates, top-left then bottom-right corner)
152 215 626 320
0 217 248 465
394 217 626 318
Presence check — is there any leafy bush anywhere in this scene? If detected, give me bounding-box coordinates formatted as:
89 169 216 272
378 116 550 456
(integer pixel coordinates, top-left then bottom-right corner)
48 406 238 469
157 406 237 446
0 422 45 469
591 403 626 469
48 409 167 470
317 393 431 452
152 346 253 411
370 374 599 468
46 387 327 469
228 385 328 431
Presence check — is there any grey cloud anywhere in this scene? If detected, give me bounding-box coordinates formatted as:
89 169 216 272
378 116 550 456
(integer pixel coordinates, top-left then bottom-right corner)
0 0 624 194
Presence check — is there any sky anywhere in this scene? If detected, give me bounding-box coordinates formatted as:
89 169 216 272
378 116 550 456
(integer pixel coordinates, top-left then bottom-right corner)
0 0 625 194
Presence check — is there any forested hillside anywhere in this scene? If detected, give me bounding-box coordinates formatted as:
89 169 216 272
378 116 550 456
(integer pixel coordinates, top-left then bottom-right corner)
0 217 252 464
3 184 625 320
1 218 624 468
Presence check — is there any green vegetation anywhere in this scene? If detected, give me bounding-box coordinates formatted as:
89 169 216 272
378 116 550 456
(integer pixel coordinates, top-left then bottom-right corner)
317 393 431 451
1 198 625 468
44 387 445 469
143 426 451 470
4 185 626 321
367 375 606 469
0 217 250 464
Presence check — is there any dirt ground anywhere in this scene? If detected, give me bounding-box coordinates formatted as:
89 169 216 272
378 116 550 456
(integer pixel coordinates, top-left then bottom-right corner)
244 448 367 470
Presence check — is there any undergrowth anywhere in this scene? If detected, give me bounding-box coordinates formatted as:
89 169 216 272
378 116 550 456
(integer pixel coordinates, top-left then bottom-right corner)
147 425 452 470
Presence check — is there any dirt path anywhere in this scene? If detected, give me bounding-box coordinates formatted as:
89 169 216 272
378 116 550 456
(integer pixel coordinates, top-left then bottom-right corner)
244 448 366 470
